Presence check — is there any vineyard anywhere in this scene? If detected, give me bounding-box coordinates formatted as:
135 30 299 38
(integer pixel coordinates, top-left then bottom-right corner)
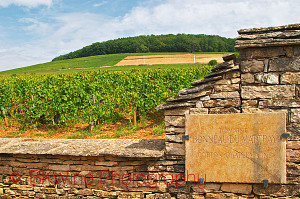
0 66 212 138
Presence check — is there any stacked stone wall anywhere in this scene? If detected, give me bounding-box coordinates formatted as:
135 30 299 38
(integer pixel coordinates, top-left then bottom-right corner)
237 26 300 192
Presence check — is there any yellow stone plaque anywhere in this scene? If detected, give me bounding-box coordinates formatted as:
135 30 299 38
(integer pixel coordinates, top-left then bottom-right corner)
185 113 286 183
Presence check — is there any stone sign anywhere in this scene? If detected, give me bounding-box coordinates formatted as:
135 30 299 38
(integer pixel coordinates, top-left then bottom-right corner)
185 113 286 183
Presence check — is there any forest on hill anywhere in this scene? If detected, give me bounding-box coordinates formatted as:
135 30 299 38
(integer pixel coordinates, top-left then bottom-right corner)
52 34 236 61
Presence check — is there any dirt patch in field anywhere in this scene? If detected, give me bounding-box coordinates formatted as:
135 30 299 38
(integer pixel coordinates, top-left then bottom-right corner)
0 118 164 140
115 53 224 66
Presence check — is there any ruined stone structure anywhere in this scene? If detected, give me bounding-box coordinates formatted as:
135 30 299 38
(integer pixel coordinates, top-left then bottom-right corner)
0 24 299 198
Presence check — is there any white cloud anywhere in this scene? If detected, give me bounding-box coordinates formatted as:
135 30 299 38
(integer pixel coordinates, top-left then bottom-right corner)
117 0 300 38
93 1 107 7
0 0 53 8
1 0 300 72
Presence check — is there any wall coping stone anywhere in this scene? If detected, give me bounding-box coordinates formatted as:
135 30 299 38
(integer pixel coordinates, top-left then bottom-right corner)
236 23 300 49
238 23 300 34
0 138 165 158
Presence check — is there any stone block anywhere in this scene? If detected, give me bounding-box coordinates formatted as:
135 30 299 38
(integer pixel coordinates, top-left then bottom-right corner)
294 46 300 56
195 101 204 108
287 141 300 150
165 127 185 134
205 193 239 199
209 107 240 114
241 73 255 84
214 84 240 92
239 47 286 59
287 149 300 162
10 184 33 191
9 161 27 167
165 143 185 156
284 46 294 57
187 113 287 183
49 164 70 171
0 166 12 174
165 134 183 143
291 108 300 123
221 183 252 194
254 73 279 84
264 59 269 72
189 108 208 114
242 100 258 107
231 78 240 84
164 108 189 116
240 60 264 73
258 100 268 108
214 79 231 85
26 163 48 169
210 91 240 99
199 95 210 101
267 99 300 108
191 195 205 199
281 72 300 84
95 161 118 166
256 184 300 197
203 98 241 108
5 189 17 195
56 189 65 195
225 70 240 79
269 57 300 72
191 183 221 193
287 162 300 177
242 85 295 99
253 184 284 196
72 188 94 196
165 116 185 127
287 123 300 141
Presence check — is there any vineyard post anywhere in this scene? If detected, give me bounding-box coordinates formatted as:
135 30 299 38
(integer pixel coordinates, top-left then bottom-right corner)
2 110 8 127
90 94 96 132
133 111 137 126
92 94 96 106
31 95 35 107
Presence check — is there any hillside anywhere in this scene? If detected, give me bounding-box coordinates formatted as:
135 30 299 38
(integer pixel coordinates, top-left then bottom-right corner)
52 34 236 61
0 52 227 76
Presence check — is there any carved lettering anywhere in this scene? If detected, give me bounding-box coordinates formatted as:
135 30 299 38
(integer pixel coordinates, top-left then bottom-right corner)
191 134 278 144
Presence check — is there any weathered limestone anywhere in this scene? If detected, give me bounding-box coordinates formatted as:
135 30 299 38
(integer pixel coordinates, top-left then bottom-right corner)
165 116 185 127
0 138 165 158
269 57 300 72
186 113 286 183
281 72 300 84
221 184 252 194
291 108 300 123
242 85 295 99
240 60 264 73
210 91 240 99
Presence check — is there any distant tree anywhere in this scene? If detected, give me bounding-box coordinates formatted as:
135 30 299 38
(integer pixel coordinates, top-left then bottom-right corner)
52 34 237 61
208 59 218 66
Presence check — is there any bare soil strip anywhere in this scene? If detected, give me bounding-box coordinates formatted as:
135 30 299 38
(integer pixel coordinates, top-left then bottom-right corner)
115 53 224 66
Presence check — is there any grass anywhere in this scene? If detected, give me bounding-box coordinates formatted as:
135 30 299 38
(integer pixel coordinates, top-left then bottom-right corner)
152 123 165 136
0 52 228 76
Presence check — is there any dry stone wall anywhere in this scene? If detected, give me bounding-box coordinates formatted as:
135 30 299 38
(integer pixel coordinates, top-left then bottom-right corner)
157 23 300 198
0 24 299 198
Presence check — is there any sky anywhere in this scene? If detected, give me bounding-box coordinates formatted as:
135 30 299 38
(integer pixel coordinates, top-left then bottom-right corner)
0 0 299 72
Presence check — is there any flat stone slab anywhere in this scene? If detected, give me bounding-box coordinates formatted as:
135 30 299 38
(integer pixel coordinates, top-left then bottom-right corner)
185 113 286 183
0 138 165 158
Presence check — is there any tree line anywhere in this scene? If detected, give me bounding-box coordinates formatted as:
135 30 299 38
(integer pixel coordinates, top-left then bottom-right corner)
52 34 236 61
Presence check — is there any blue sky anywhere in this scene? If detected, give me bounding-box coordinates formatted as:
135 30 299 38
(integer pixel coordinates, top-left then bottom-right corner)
0 0 299 72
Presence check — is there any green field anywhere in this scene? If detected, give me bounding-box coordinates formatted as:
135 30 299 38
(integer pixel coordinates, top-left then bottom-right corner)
0 52 227 76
